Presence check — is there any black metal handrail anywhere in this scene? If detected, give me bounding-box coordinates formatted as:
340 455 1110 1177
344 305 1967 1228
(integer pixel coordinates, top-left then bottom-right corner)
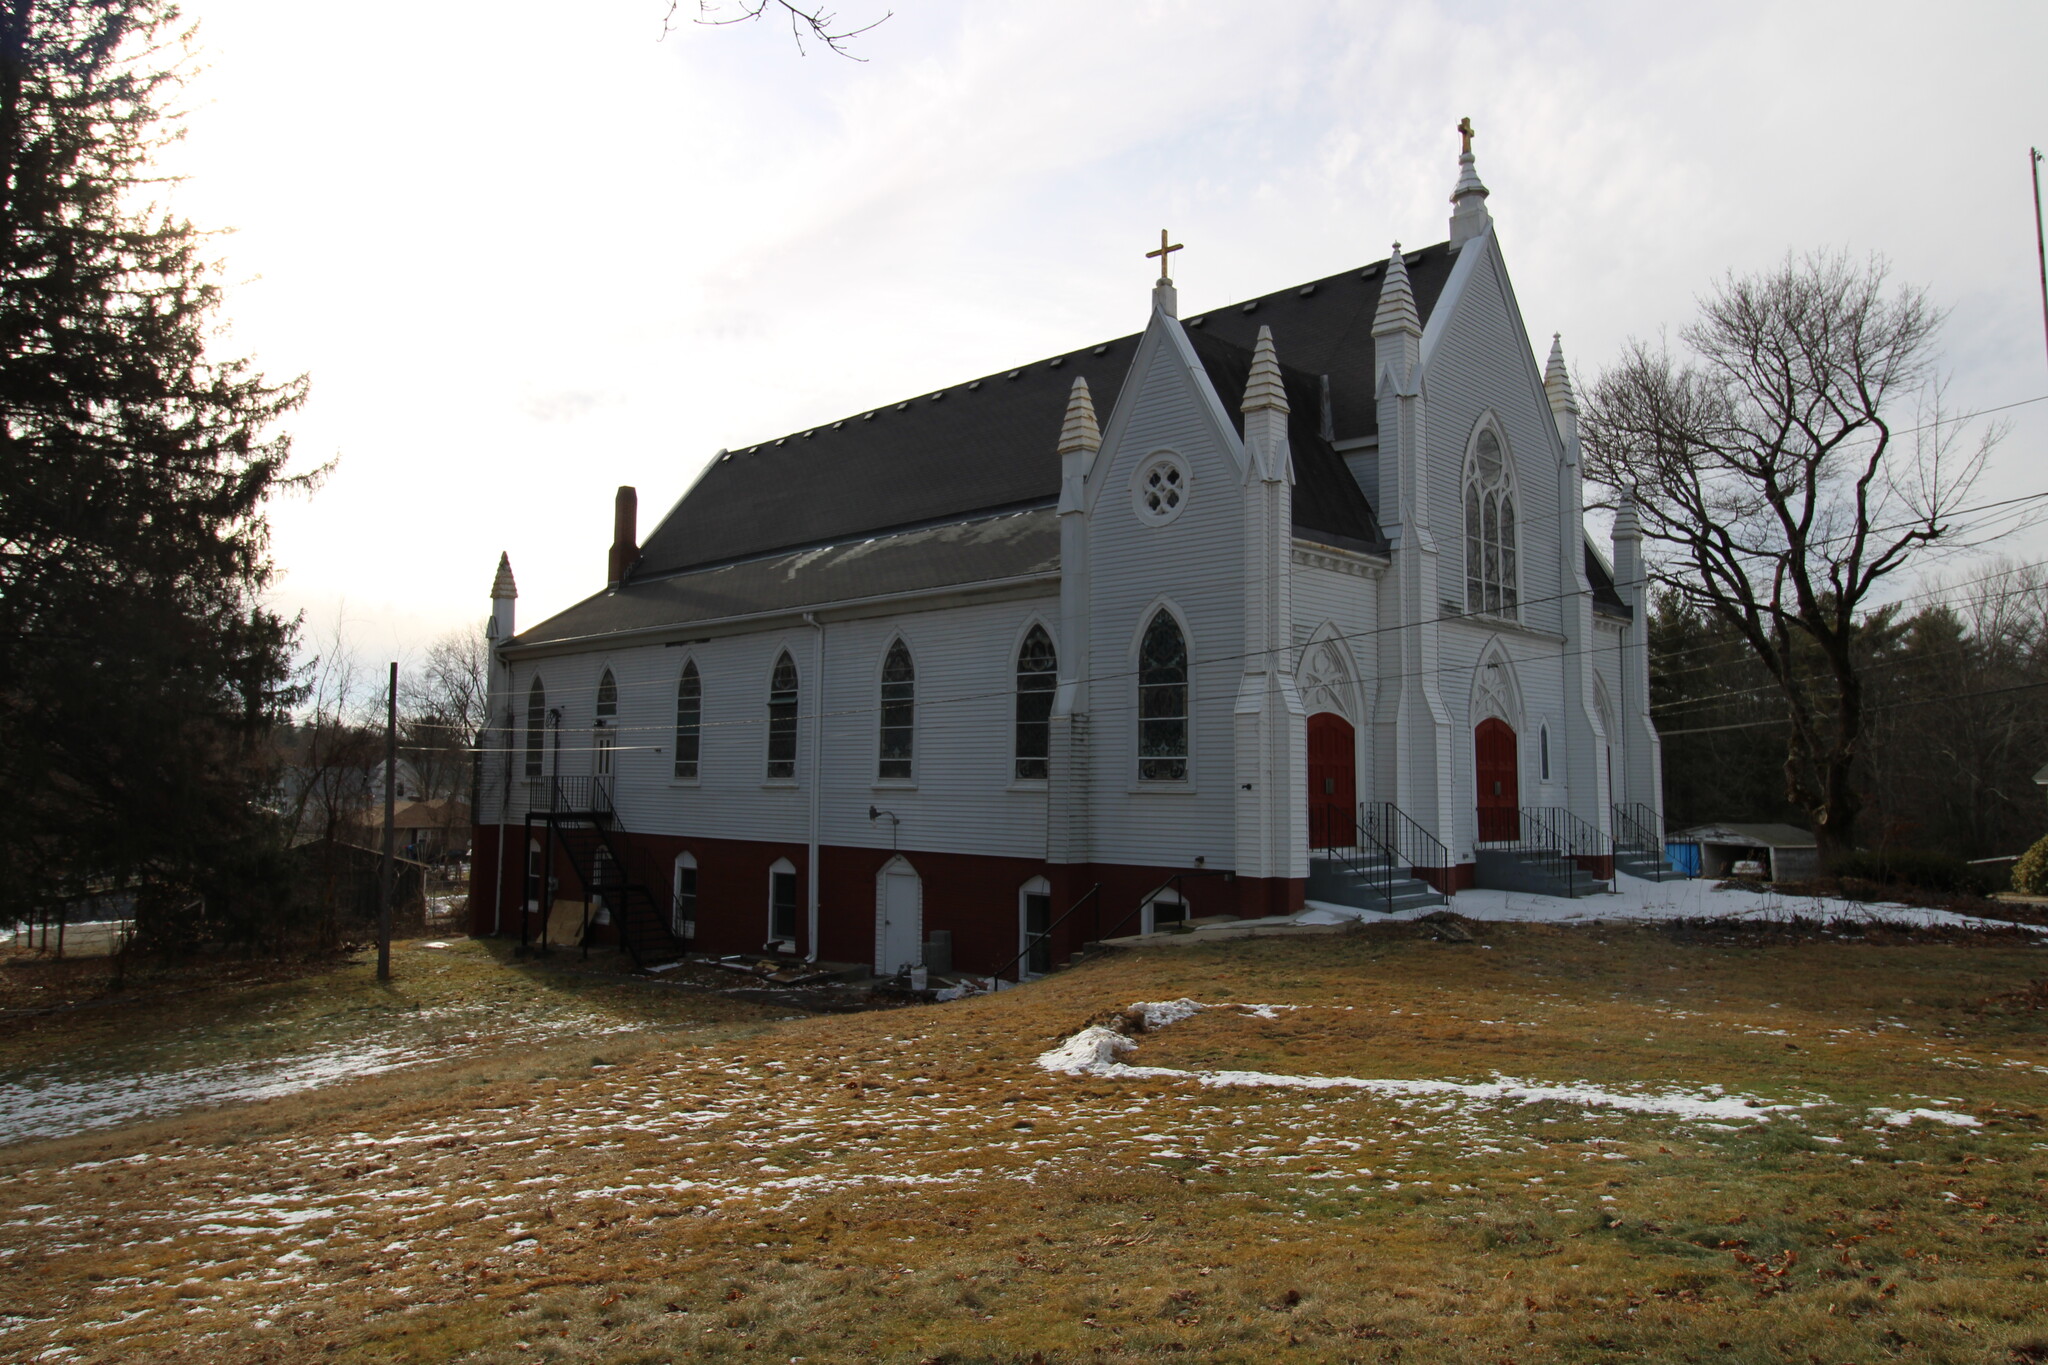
1474 806 1582 897
550 776 613 816
1095 867 1238 942
987 883 1101 984
1537 805 1610 864
1361 801 1453 891
1611 802 1670 882
1315 812 1400 913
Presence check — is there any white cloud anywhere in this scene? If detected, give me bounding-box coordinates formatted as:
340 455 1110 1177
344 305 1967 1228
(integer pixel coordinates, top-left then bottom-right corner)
158 0 2048 649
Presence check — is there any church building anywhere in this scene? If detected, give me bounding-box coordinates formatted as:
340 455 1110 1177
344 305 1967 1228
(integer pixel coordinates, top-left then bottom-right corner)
467 129 1665 977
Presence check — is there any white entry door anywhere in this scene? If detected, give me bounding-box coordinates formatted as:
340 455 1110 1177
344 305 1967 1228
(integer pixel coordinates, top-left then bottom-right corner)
878 866 921 974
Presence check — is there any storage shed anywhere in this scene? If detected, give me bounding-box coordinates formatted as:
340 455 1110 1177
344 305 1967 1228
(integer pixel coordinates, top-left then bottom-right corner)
1666 823 1819 884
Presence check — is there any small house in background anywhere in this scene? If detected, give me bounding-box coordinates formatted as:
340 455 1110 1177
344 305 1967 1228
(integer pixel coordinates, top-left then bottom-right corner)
1666 823 1818 883
2035 761 2047 810
347 799 472 865
285 837 430 931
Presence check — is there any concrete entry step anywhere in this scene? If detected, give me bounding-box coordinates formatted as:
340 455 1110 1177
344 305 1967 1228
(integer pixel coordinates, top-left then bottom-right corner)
1474 848 1608 898
1307 857 1450 914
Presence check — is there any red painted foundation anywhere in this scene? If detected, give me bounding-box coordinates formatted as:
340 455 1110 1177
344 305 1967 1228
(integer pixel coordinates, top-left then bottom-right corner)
469 822 1307 978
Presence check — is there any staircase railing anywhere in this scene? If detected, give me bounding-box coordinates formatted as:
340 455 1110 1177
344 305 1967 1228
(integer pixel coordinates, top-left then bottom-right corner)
1537 805 1611 867
1611 802 1670 882
1312 812 1400 913
1361 801 1453 894
545 784 684 970
986 883 1101 984
549 776 612 816
1475 806 1582 898
1095 867 1241 940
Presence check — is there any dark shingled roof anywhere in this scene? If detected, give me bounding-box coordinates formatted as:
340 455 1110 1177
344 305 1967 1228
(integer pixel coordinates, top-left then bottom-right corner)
513 507 1058 650
1585 540 1633 620
631 243 1456 581
1182 328 1385 554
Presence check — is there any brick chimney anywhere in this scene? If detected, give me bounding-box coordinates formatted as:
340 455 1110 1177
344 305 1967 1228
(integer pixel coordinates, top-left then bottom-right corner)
608 485 639 587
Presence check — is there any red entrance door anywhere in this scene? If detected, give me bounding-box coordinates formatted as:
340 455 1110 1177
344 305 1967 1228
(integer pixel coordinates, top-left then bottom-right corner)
1307 713 1356 849
1475 717 1519 843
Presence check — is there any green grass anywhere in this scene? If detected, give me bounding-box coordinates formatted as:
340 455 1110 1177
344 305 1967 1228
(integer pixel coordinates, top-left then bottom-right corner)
2 922 2045 1364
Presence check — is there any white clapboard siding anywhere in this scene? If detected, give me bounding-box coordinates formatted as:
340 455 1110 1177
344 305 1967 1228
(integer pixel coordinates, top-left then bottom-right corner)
1082 321 1245 869
492 592 1058 859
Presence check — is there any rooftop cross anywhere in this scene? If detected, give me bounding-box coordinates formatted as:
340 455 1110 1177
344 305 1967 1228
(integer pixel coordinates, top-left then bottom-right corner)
1146 229 1183 285
1457 116 1475 155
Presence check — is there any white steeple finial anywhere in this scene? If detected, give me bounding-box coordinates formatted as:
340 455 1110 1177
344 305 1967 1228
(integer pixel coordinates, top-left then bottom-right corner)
1544 333 1577 416
1448 115 1492 250
490 551 518 600
1371 244 1420 337
1241 326 1290 415
1056 376 1101 456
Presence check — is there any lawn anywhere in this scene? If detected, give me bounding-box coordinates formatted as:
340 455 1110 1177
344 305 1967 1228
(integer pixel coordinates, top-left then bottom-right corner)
2 922 2044 1364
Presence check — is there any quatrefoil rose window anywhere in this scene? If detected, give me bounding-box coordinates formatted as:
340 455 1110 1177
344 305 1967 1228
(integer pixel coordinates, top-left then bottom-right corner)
1132 453 1190 526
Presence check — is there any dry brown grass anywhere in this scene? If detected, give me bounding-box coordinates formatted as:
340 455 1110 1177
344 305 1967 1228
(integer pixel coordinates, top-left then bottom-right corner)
3 923 2045 1364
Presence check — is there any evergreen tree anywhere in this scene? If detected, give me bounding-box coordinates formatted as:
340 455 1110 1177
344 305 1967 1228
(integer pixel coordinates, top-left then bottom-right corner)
0 0 308 942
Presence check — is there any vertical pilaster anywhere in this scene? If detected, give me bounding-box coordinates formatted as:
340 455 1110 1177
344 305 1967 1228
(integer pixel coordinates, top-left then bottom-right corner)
486 553 518 827
1233 328 1307 908
1048 379 1099 867
1547 337 1612 842
1371 246 1457 869
1612 493 1665 833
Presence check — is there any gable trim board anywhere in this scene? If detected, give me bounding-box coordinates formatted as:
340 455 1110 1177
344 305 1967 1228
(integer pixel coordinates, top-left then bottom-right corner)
474 143 1665 970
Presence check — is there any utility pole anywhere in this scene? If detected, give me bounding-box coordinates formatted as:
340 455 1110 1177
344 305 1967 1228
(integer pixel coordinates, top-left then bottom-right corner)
2034 148 2048 379
379 660 396 982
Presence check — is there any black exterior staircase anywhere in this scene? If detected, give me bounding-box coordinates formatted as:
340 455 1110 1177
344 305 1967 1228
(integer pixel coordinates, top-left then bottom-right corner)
539 778 686 970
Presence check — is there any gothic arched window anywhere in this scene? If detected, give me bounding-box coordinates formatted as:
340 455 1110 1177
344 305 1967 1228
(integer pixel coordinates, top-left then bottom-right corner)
878 640 915 780
1014 625 1057 780
674 661 701 780
766 651 799 780
1464 425 1519 618
524 677 546 778
1137 610 1189 782
594 670 618 778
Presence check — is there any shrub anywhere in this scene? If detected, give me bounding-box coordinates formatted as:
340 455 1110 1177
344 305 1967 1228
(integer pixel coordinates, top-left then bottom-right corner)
1831 849 1995 897
2015 833 2048 896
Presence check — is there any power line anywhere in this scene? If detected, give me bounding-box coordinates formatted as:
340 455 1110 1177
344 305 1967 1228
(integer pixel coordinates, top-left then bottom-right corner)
1655 678 2048 737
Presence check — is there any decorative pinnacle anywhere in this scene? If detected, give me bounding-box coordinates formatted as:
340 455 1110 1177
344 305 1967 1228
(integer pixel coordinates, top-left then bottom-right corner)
1614 487 1642 537
1371 243 1420 337
1544 333 1577 416
1449 118 1492 249
1056 376 1101 456
490 551 518 600
1241 326 1290 414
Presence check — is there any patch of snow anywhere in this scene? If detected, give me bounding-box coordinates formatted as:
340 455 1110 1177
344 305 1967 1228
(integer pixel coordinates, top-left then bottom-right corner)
1039 1002 1805 1124
1389 875 2048 934
1132 999 1208 1030
0 1047 432 1148
1871 1107 1981 1128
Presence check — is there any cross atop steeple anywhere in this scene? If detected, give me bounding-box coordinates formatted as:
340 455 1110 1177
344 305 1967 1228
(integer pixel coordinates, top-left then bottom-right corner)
1146 229 1183 285
1448 116 1492 250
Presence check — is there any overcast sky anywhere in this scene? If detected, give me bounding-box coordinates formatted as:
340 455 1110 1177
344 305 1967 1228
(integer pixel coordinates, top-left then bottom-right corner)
162 0 2048 663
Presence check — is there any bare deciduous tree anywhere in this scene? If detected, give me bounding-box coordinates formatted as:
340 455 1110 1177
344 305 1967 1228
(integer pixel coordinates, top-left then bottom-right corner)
661 0 889 57
399 623 491 860
1581 251 2006 857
